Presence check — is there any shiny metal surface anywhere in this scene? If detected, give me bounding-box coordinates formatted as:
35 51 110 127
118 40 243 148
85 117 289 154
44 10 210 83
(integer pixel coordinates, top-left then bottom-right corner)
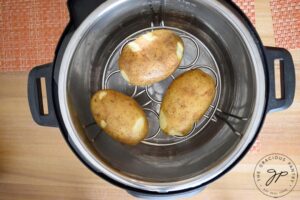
58 0 266 192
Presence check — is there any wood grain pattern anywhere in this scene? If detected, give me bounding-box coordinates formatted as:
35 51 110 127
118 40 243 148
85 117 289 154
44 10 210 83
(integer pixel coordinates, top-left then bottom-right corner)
0 1 300 200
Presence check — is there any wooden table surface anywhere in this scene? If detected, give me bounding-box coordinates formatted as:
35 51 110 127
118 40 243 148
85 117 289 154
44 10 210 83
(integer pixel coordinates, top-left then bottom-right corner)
0 1 300 200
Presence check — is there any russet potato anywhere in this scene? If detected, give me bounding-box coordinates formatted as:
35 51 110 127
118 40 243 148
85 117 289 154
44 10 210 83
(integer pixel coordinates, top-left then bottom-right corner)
119 29 184 86
159 69 216 136
90 90 148 145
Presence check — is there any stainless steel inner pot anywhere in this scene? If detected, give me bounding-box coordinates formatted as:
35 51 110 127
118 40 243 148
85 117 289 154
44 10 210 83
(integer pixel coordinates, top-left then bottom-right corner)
58 0 266 192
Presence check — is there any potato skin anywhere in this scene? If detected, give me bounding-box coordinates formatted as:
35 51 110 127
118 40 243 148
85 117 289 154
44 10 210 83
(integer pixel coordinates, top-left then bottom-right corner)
159 69 216 136
90 90 148 145
119 29 184 86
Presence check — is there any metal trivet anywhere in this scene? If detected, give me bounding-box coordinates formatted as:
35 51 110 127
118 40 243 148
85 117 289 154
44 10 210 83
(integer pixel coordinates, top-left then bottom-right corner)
85 25 248 146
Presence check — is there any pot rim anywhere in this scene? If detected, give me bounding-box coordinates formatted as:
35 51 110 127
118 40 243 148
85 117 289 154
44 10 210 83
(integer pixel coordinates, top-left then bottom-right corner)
57 0 267 192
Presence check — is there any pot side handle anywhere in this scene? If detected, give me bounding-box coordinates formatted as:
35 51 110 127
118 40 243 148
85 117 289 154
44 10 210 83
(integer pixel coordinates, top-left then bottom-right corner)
265 47 296 113
28 63 58 127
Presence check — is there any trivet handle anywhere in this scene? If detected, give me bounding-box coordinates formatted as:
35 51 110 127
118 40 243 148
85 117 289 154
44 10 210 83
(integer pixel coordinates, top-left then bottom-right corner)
265 47 296 113
28 63 58 127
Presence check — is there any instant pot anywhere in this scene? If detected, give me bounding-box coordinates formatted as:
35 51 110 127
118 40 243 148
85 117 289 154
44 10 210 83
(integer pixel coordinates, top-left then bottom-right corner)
28 0 295 198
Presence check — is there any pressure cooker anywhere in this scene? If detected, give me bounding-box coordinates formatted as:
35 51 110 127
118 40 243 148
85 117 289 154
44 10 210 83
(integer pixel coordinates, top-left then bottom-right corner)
28 0 295 198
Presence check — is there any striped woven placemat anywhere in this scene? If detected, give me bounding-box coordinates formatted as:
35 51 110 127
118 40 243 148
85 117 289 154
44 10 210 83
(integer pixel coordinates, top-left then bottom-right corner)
270 0 300 49
0 0 68 72
0 0 260 72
